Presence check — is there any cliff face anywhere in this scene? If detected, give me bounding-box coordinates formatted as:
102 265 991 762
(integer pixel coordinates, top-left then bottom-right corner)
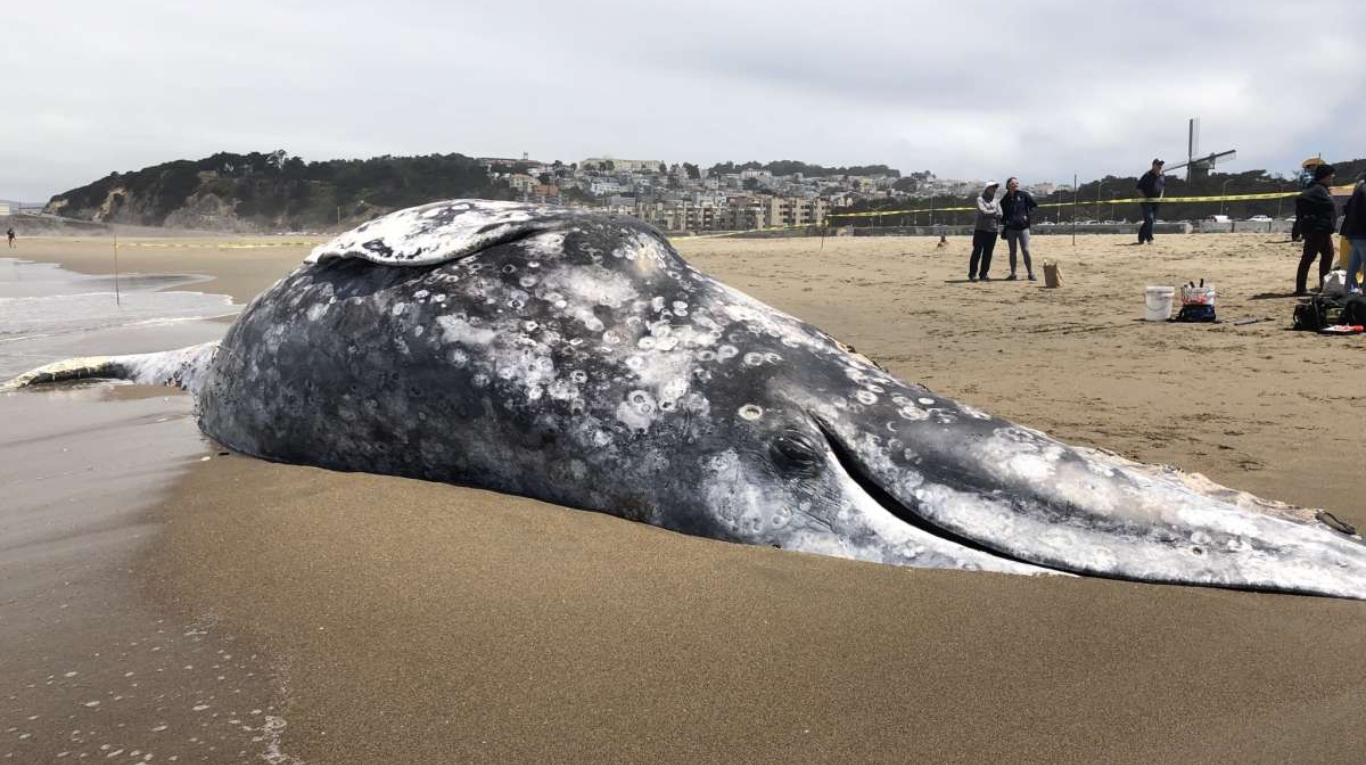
45 151 506 232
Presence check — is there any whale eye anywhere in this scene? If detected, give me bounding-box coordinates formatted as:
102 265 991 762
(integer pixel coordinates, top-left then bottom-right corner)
771 431 824 477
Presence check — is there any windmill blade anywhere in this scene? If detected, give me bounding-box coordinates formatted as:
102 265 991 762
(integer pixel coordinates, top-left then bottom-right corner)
1164 149 1236 174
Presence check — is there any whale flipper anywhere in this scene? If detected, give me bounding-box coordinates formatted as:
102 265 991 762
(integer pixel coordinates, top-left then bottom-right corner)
1 342 219 394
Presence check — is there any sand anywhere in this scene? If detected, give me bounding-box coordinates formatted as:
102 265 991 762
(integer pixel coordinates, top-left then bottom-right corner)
4 231 1366 764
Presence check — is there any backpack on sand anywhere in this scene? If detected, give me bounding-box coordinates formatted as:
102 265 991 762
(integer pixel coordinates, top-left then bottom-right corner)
1293 294 1345 331
1341 295 1366 326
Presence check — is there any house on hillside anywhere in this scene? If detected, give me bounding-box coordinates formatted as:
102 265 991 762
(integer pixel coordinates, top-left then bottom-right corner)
506 174 539 194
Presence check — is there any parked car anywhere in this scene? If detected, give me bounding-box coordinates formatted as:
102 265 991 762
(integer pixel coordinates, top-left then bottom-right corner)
1206 214 1231 223
1247 214 1272 222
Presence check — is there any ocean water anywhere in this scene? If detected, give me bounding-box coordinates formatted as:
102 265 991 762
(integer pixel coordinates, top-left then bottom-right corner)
0 259 292 763
0 257 240 379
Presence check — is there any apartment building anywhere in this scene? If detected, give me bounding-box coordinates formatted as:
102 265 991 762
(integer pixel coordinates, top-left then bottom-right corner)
589 179 629 195
580 158 664 173
631 195 825 232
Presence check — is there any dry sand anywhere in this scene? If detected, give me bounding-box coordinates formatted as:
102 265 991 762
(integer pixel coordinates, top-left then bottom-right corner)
5 231 1366 764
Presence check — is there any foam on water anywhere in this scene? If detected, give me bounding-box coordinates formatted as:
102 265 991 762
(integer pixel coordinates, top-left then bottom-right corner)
0 258 239 378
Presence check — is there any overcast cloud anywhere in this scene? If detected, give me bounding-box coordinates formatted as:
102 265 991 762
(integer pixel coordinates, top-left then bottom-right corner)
2 0 1364 201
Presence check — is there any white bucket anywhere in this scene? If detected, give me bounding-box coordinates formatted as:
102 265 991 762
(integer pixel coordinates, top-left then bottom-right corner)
1144 286 1175 321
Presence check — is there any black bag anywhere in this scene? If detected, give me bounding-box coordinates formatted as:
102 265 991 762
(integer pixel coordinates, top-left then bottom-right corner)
1174 304 1217 322
1342 295 1366 326
1292 294 1345 331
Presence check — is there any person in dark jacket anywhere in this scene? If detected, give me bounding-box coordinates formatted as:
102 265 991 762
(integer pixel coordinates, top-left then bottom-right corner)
969 181 1001 281
1136 159 1165 244
1295 163 1338 295
1291 157 1326 242
999 177 1038 280
1339 172 1366 295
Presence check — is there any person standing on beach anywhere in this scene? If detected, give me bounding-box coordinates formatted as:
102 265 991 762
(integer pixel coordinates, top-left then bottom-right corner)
1338 171 1365 296
5 227 14 248
999 177 1037 281
1136 159 1165 244
1293 157 1326 243
969 181 1001 282
1295 163 1338 296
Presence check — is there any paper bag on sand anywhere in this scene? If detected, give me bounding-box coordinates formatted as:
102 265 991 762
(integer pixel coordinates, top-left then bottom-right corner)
1042 261 1061 288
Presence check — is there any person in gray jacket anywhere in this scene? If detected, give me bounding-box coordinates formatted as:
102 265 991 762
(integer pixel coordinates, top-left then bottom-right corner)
969 181 1001 281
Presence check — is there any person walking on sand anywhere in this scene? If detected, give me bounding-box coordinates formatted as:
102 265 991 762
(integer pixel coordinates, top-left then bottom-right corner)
1295 163 1338 296
969 181 1001 282
1339 170 1366 296
1136 159 1165 244
5 227 14 248
999 177 1037 281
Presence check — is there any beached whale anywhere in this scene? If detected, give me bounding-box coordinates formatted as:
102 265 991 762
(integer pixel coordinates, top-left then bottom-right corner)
7 200 1366 598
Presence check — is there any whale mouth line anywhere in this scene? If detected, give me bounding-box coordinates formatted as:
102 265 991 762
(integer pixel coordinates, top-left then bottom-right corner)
815 419 1070 575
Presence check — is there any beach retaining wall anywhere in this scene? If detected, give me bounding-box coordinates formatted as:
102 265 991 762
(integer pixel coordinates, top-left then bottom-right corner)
841 223 1195 237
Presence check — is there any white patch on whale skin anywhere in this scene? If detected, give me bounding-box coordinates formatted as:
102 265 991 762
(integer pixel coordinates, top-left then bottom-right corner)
623 349 695 407
737 404 764 421
898 405 930 422
958 403 992 421
980 429 1067 485
307 200 595 266
541 264 640 335
436 315 497 346
616 390 659 432
700 449 774 537
524 231 568 260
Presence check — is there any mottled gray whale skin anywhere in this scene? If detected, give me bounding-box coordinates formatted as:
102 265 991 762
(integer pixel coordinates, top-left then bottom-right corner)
8 200 1366 598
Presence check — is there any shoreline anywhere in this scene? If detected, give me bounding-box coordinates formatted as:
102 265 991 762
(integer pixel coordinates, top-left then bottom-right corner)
0 252 295 763
7 232 1366 763
6 236 314 304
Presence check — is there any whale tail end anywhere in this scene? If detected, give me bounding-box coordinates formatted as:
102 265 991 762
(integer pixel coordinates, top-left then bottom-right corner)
1 342 219 395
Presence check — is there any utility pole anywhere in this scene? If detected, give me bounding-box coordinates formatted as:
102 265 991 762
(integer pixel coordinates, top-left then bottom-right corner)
1072 174 1078 245
113 233 121 306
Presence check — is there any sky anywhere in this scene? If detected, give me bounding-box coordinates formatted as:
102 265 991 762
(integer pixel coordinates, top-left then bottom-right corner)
3 0 1364 202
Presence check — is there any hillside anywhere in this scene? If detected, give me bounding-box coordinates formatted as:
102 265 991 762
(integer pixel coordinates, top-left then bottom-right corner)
46 150 1366 234
45 151 510 232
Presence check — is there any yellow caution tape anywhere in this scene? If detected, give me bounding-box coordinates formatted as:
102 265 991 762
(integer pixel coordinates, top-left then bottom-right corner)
828 190 1304 221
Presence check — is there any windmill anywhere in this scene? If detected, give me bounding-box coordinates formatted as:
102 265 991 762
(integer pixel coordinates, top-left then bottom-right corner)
1162 118 1236 181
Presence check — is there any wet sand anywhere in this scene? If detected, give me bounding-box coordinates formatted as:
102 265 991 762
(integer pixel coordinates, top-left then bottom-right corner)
6 232 1366 763
0 372 286 763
